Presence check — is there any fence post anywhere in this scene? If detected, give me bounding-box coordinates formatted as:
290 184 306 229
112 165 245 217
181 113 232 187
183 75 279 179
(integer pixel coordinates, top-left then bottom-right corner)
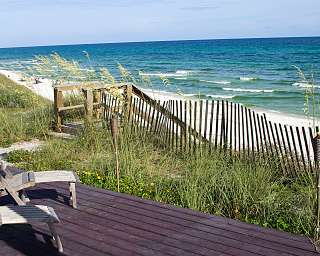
93 90 101 120
124 84 133 121
83 89 93 123
111 116 120 192
54 87 63 132
313 133 320 240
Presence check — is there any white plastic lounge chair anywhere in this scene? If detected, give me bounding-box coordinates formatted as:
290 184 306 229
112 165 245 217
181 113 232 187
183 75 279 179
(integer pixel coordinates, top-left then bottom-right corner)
0 204 63 253
0 162 79 208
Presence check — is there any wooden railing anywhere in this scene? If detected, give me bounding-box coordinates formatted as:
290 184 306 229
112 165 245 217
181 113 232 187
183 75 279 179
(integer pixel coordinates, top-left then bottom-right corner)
53 83 125 132
102 84 319 176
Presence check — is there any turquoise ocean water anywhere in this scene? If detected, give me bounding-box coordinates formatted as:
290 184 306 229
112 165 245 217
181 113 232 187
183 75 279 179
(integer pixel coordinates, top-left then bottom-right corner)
0 37 319 115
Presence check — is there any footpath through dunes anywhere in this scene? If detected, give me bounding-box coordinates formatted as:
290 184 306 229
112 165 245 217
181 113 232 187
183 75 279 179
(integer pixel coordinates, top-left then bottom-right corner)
0 182 319 256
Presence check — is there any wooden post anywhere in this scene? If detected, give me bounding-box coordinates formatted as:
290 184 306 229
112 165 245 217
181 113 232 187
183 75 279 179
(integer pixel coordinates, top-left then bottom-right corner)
93 90 101 120
241 106 245 153
209 100 214 153
296 127 306 170
279 123 290 172
131 98 137 132
220 101 225 149
284 125 296 173
290 125 300 171
189 101 192 153
125 84 133 121
184 101 187 152
245 107 250 157
54 87 63 132
105 93 111 121
199 100 203 149
214 101 220 149
83 89 93 123
180 100 184 151
229 102 233 154
275 123 286 174
111 117 120 192
313 133 320 239
238 104 241 152
233 103 237 152
248 110 254 155
193 101 197 152
175 100 179 151
204 100 209 153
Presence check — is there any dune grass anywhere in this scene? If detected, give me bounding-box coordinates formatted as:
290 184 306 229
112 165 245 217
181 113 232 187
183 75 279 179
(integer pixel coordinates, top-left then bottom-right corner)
0 74 52 147
7 124 317 238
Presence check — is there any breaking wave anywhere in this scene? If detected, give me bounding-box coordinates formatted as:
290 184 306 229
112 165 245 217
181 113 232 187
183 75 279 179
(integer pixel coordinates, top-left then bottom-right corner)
292 82 320 88
200 80 231 85
139 70 196 77
239 77 259 81
223 87 274 93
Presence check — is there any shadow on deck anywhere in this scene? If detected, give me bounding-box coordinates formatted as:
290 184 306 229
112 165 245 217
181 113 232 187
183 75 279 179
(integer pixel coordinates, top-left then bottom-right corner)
0 182 318 256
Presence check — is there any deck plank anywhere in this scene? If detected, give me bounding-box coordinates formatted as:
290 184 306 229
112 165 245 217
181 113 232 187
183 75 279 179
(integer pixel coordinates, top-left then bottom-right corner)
0 182 318 256
39 183 312 256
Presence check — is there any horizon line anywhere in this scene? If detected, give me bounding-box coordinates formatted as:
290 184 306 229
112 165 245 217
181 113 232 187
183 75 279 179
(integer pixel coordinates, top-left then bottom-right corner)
1 35 320 50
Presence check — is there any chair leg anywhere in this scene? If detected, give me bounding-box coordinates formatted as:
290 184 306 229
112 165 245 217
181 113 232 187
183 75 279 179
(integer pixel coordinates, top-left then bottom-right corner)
69 182 77 208
19 189 30 203
48 222 63 253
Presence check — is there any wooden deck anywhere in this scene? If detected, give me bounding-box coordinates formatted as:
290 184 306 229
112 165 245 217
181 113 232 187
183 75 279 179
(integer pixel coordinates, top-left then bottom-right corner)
0 182 318 256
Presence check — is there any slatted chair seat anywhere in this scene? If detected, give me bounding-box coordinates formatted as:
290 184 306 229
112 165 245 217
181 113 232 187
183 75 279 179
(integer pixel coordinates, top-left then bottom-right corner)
0 205 63 253
0 205 59 224
34 171 79 208
34 170 79 183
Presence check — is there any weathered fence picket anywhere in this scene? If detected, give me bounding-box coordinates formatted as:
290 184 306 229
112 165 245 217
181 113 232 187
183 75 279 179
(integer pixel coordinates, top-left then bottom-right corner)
100 84 318 175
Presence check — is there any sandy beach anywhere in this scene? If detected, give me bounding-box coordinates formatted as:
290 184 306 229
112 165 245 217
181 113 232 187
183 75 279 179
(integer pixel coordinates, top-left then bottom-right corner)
0 69 54 101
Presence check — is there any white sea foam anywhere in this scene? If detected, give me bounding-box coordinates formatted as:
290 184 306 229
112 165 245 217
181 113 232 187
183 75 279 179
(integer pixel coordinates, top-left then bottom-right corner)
179 93 235 99
139 70 194 78
174 77 188 80
292 82 320 88
207 94 235 99
223 87 274 93
140 72 183 77
239 77 258 81
176 70 194 75
200 80 231 85
181 93 196 97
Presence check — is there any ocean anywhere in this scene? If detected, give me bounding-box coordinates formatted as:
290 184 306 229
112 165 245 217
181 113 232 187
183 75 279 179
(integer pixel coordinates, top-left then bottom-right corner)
0 37 319 115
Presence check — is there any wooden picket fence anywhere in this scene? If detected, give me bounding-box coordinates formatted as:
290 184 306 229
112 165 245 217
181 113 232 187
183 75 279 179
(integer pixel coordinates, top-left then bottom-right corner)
102 84 317 176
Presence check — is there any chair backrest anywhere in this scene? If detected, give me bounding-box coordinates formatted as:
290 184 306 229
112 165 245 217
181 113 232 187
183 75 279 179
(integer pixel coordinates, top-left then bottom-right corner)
0 161 12 178
0 161 25 205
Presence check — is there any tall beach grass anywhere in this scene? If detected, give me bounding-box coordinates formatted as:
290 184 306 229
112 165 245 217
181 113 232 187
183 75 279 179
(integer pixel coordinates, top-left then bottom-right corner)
0 74 52 146
6 123 317 238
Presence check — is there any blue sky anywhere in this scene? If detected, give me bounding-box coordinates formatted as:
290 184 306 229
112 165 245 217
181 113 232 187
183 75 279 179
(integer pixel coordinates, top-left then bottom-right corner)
0 0 319 48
